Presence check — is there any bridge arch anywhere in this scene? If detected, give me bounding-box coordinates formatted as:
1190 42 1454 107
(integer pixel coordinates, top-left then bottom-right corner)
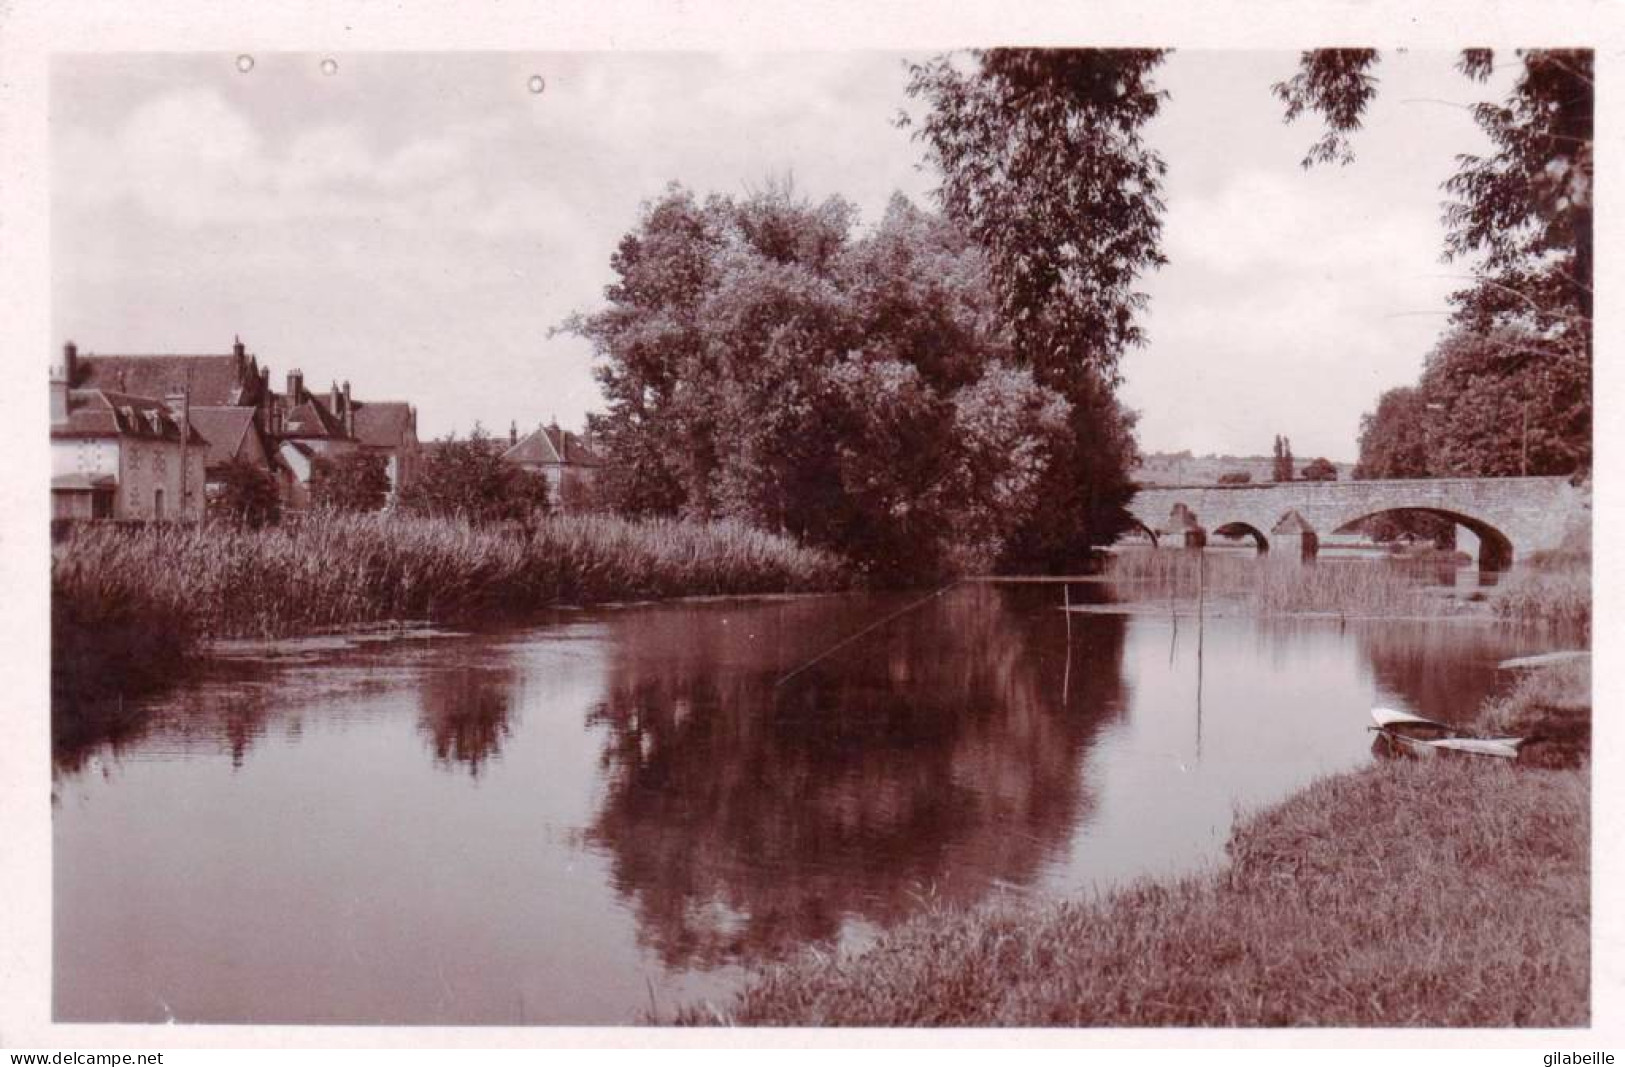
1211 521 1269 554
1332 507 1514 570
1126 519 1161 549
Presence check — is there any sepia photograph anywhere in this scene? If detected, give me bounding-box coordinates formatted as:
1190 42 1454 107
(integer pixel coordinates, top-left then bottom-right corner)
3 0 1614 1049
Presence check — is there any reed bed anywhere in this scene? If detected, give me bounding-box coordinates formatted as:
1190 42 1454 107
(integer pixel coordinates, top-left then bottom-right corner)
1490 564 1591 633
53 511 851 647
1102 550 1467 618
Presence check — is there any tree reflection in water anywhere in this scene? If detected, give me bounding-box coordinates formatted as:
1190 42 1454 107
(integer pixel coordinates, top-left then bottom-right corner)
1354 621 1579 727
53 667 281 778
415 660 517 776
585 584 1128 971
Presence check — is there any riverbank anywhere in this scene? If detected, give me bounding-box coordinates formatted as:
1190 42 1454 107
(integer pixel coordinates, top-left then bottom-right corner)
680 658 1589 1027
52 512 850 700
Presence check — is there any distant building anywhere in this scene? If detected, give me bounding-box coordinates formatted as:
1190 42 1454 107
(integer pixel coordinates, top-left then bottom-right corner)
60 338 421 513
51 347 206 521
501 421 603 511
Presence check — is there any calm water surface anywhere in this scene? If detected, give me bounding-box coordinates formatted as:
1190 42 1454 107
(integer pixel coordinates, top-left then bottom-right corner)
53 582 1567 1024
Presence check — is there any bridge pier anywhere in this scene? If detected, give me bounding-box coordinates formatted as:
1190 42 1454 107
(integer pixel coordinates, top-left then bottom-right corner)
1270 511 1319 565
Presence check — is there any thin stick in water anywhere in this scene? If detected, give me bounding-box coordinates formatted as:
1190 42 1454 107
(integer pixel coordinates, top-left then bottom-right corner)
774 581 959 687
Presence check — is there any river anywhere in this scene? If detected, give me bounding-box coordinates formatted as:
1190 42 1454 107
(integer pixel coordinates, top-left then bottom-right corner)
52 580 1569 1024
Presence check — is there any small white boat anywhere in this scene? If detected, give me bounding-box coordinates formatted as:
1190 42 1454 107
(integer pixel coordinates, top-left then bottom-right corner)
1369 707 1526 760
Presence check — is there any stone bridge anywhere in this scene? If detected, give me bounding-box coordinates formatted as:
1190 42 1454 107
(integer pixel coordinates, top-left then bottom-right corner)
1125 476 1586 569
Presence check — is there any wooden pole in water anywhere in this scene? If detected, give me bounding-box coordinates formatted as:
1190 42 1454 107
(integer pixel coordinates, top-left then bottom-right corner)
1062 582 1073 706
1196 549 1205 759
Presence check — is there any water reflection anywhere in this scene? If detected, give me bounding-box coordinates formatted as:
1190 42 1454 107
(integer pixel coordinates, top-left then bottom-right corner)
585 585 1126 969
1355 621 1573 726
51 583 1575 1023
416 660 516 776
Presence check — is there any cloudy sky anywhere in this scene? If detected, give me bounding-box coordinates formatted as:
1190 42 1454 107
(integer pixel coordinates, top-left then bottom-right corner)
52 50 1510 459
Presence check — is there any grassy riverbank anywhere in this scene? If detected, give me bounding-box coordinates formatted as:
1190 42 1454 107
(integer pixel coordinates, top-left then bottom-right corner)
53 512 850 697
682 660 1589 1027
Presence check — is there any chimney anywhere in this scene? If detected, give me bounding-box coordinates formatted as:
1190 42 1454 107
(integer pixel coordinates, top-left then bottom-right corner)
50 356 69 425
233 335 246 374
343 381 354 437
63 341 78 387
510 420 518 446
330 381 341 419
287 369 303 404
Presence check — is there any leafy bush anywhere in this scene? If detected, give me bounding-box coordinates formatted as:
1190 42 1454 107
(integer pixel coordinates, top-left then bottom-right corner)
310 451 391 512
399 428 551 525
207 457 281 528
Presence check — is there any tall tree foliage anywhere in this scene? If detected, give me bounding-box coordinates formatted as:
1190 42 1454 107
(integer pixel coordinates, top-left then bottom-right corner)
1419 327 1589 477
1285 49 1593 476
1354 386 1432 479
568 184 1072 580
903 50 1167 564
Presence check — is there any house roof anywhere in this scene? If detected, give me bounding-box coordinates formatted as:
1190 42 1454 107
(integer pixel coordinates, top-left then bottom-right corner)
352 401 415 449
503 425 603 468
51 389 207 444
75 353 264 408
186 406 266 470
280 394 347 439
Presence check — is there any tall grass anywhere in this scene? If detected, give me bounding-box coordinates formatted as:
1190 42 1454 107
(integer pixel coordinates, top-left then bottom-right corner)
53 511 851 655
1490 563 1591 633
1102 550 1468 618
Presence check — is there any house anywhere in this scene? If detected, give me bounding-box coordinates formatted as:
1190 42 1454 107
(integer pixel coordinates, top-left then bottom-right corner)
51 347 207 521
267 373 421 506
58 337 422 513
70 336 274 413
186 405 290 500
351 400 420 502
501 421 603 511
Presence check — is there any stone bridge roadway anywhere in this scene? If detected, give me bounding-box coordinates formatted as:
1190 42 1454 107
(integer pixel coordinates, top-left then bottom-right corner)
1125 476 1585 568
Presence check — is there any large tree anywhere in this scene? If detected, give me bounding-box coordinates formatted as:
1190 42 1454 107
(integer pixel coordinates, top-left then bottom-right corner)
1419 327 1590 477
903 49 1168 563
1354 386 1432 480
568 183 1072 579
1284 49 1593 476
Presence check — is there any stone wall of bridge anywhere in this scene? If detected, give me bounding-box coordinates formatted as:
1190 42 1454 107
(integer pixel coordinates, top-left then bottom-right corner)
1125 476 1586 567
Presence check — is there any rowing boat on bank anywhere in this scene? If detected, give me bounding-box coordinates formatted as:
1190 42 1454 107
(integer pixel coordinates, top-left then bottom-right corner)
1369 707 1526 760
